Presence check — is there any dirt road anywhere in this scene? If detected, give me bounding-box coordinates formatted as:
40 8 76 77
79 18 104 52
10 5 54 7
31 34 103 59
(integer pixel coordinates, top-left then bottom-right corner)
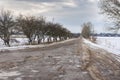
0 38 120 80
0 39 93 80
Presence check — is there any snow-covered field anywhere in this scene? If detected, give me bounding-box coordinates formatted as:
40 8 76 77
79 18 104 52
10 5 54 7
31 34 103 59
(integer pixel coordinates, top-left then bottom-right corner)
0 38 76 52
0 37 120 56
0 38 28 48
97 37 120 51
96 37 120 55
83 37 120 55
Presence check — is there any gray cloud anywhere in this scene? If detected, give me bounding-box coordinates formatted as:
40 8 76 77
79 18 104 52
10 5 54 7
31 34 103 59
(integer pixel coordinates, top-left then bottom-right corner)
14 0 67 2
0 0 105 33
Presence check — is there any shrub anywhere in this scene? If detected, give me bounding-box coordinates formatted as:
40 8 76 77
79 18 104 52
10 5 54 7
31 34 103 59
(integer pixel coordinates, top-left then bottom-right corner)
81 22 92 39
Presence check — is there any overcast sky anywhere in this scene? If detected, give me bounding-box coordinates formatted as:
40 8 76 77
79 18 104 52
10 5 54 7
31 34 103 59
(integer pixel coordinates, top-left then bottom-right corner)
0 0 109 33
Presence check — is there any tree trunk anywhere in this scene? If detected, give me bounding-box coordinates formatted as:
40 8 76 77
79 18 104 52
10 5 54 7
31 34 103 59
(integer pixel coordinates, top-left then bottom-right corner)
29 39 32 45
3 38 10 47
43 37 45 43
55 37 57 42
38 38 42 44
6 40 10 47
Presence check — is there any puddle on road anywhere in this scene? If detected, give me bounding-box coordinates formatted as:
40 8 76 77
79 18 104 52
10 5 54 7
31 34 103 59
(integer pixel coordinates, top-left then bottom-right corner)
0 71 21 79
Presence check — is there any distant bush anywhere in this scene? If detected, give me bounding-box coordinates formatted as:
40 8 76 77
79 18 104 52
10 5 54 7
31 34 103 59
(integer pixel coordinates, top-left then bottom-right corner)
81 22 92 39
81 22 97 43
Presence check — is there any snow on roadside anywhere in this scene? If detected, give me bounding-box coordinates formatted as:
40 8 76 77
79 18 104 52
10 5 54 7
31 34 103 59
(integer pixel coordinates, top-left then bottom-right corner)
83 38 120 55
0 38 76 52
84 38 120 62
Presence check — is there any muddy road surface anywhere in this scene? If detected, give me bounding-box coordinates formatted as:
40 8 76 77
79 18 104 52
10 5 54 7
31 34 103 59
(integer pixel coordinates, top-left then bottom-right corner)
0 38 119 80
0 39 93 80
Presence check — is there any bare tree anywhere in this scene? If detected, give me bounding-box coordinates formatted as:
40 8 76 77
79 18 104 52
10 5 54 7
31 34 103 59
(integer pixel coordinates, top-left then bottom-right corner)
17 15 37 44
81 22 92 39
35 17 46 44
100 0 120 31
0 9 15 47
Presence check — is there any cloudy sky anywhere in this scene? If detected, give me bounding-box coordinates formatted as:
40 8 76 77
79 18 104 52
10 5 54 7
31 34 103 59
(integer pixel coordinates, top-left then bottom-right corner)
0 0 109 33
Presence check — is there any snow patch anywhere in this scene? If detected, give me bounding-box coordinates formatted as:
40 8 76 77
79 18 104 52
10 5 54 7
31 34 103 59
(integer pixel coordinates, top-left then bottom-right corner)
83 38 120 62
97 37 120 51
31 70 39 73
84 38 120 55
0 71 21 79
0 38 76 52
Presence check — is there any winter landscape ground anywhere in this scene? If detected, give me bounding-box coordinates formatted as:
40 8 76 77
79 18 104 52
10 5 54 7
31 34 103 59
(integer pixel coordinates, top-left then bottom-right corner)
0 37 120 80
0 37 120 56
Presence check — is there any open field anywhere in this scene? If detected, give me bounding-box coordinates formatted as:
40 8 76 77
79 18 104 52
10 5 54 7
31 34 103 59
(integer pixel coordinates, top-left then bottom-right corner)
97 37 120 51
97 37 120 55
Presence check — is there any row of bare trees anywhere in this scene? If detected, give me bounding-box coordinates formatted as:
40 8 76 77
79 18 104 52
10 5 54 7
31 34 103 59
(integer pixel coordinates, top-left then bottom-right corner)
0 9 72 46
